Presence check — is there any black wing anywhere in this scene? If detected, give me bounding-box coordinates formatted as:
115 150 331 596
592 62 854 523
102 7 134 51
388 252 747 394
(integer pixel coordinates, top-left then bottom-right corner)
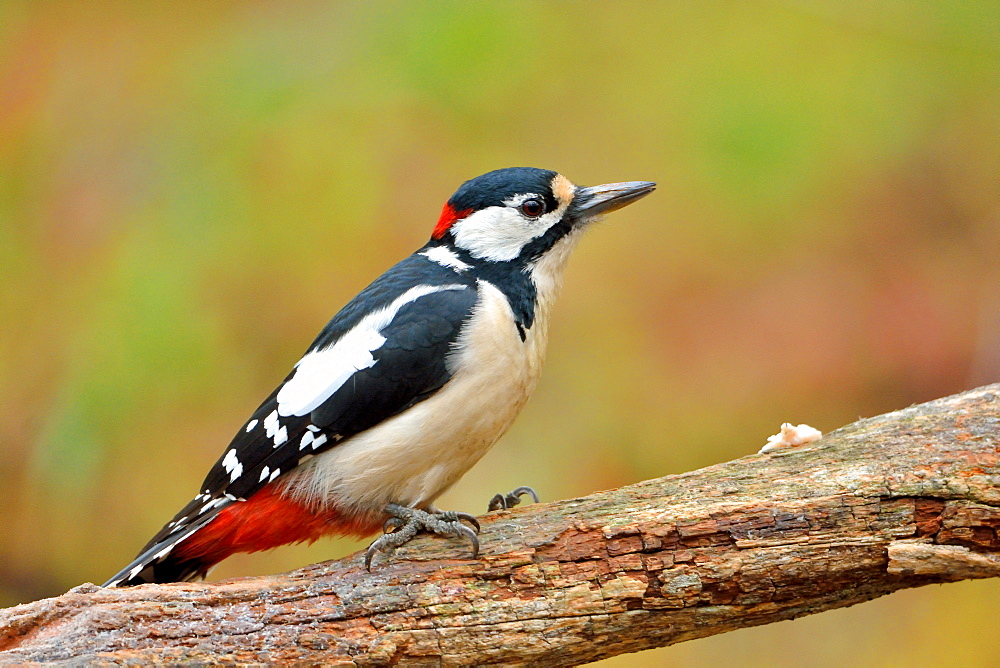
201 281 479 502
105 254 479 585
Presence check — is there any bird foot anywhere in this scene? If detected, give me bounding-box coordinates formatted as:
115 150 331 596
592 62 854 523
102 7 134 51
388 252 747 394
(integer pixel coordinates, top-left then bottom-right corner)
365 503 480 570
487 485 539 511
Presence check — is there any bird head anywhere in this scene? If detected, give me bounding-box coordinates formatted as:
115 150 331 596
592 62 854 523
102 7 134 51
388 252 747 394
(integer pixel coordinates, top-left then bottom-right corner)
429 168 655 266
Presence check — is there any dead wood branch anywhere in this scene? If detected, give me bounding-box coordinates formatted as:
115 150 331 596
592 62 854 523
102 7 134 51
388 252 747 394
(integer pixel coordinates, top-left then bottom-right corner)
1 384 998 665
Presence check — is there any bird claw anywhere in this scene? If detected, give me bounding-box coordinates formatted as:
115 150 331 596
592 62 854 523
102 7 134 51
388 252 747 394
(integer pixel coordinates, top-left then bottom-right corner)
487 486 539 511
382 516 405 534
365 503 481 571
454 523 480 559
451 511 481 533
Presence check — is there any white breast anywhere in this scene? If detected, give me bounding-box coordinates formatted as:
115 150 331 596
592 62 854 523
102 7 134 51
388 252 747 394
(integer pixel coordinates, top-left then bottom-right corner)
281 231 584 523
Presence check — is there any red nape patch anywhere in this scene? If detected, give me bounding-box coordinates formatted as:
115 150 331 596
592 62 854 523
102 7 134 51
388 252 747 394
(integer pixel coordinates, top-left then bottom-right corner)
432 203 471 240
173 484 378 566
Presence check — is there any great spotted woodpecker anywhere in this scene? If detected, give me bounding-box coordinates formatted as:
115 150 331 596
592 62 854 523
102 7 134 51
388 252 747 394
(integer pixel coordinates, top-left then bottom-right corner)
104 167 655 586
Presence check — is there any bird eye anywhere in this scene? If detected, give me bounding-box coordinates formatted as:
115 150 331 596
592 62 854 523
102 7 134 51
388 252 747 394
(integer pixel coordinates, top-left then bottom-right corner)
519 198 544 218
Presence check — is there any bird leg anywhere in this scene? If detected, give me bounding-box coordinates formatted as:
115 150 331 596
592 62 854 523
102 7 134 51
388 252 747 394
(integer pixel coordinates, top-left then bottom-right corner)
365 503 480 570
487 485 539 511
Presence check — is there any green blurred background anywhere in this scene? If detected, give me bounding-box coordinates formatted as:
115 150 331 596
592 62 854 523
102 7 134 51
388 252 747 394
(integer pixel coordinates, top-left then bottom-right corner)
1 1 997 664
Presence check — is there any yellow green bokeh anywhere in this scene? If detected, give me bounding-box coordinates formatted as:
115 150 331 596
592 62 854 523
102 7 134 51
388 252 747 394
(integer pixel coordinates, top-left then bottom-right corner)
1 2 997 665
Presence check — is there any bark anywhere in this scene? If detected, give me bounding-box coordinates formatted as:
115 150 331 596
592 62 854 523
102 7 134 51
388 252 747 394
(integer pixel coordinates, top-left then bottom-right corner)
1 384 998 666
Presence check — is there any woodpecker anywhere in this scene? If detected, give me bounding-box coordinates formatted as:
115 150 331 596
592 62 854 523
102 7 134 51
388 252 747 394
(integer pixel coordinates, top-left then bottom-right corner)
104 167 655 586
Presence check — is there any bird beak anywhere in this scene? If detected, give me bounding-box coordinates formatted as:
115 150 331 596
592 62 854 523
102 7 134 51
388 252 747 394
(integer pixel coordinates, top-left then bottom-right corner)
572 181 656 218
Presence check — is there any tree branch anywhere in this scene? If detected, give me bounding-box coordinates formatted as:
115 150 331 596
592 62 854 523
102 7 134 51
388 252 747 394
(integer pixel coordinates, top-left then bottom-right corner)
2 385 998 665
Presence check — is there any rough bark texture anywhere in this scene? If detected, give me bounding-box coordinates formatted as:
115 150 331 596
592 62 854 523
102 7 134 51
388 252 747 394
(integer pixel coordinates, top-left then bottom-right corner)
1 384 998 666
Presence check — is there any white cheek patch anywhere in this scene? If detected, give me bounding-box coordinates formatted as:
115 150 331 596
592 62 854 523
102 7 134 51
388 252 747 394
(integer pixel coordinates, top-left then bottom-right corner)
276 284 468 417
451 205 566 262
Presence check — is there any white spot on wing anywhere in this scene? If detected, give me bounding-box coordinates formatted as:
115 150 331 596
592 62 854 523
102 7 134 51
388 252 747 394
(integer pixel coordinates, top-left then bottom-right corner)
222 448 243 482
311 433 328 450
421 246 471 272
259 466 270 482
245 419 258 433
197 497 227 515
264 410 279 437
263 409 288 446
275 284 468 417
300 431 315 450
269 467 281 482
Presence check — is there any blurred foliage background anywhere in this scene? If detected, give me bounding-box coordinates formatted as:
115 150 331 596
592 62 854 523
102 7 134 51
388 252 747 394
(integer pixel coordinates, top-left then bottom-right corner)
1 1 998 665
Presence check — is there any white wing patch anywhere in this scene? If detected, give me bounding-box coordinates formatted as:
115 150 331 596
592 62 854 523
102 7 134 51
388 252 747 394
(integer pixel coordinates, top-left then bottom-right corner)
153 544 175 561
197 497 227 515
263 409 288 447
110 522 205 586
264 410 279 437
421 246 471 271
221 448 243 482
300 431 314 450
275 284 468 418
